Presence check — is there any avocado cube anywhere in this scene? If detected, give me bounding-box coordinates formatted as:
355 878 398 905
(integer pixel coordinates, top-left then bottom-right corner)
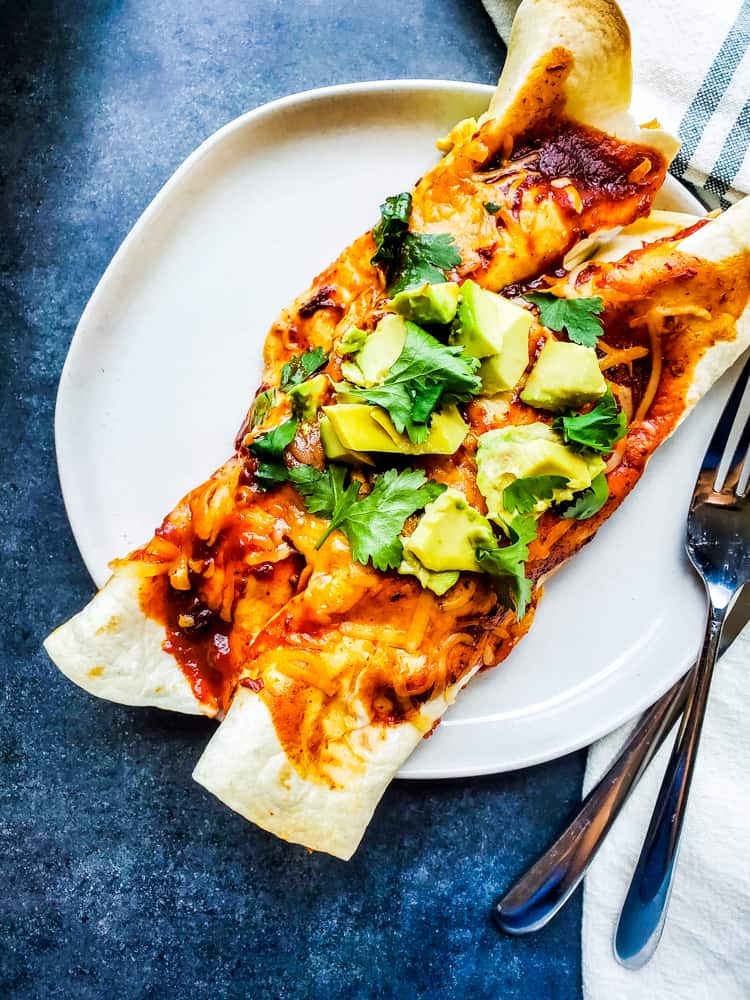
479 336 530 394
451 280 533 361
353 314 406 385
287 373 328 420
398 549 460 596
318 415 374 466
322 404 399 453
403 488 495 573
368 406 469 455
476 422 605 525
392 281 459 326
321 403 468 456
337 326 368 355
520 341 607 412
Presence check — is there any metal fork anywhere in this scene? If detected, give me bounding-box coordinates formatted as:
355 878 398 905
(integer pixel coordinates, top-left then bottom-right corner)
614 356 750 967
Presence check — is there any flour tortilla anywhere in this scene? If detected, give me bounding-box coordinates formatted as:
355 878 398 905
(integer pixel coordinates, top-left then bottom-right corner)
192 665 482 861
193 197 750 860
44 568 211 716
679 197 750 415
488 0 678 160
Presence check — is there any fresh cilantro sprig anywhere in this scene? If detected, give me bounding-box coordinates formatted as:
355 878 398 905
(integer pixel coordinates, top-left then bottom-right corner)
524 292 605 349
393 233 462 295
561 473 609 520
476 515 538 620
250 388 275 428
371 192 411 272
248 418 297 490
291 464 446 571
371 191 462 294
503 475 569 515
280 347 328 390
483 201 501 214
553 388 627 455
347 322 481 443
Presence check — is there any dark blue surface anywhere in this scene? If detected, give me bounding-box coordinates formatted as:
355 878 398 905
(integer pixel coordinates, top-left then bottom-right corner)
0 2 585 996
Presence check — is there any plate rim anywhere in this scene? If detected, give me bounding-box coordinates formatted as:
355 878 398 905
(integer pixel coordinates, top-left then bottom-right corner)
54 79 707 779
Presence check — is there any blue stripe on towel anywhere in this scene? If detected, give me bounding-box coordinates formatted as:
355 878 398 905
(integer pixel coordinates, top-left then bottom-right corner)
705 93 750 207
671 0 750 182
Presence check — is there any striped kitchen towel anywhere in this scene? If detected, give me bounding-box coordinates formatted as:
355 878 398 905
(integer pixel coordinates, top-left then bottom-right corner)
481 0 750 207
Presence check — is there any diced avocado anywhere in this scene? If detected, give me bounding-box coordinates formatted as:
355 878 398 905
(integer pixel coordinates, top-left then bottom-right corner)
337 326 368 355
520 341 607 412
480 347 529 396
451 280 533 365
343 314 407 386
369 406 468 454
398 549 460 596
322 403 468 456
287 373 328 420
323 404 397 452
402 487 495 573
319 414 374 466
392 282 459 326
476 422 605 527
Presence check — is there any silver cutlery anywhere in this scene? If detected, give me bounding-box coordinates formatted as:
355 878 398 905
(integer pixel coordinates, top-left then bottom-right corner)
493 585 749 935
614 355 750 967
494 357 750 942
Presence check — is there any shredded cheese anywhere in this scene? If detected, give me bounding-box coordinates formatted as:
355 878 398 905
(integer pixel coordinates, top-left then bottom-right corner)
599 346 649 371
406 590 435 653
440 578 479 612
340 623 410 646
437 632 475 684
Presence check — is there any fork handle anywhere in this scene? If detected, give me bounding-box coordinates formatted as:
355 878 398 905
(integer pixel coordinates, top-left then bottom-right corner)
494 672 690 934
614 604 726 968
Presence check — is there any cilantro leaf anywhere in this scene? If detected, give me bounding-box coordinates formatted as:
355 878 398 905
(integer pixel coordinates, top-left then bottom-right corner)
476 514 538 620
248 418 298 490
370 191 462 294
553 388 627 454
391 233 463 295
288 463 351 519
250 388 275 428
280 347 328 390
561 472 609 520
484 201 500 214
291 464 445 571
342 469 445 570
253 463 289 490
503 475 570 515
348 322 481 442
524 292 604 348
371 192 412 271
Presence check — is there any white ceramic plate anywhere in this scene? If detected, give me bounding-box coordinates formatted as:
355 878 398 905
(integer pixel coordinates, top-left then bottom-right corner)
56 81 727 778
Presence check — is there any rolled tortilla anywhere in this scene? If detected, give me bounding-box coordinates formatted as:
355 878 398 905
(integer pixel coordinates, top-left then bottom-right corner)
193 667 481 860
489 0 678 159
44 568 210 716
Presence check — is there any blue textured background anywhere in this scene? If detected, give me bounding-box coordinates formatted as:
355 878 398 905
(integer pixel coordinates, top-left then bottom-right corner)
1 2 584 996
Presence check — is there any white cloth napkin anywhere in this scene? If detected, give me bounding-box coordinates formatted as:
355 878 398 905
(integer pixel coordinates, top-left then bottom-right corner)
581 626 750 999
479 1 750 992
481 0 750 205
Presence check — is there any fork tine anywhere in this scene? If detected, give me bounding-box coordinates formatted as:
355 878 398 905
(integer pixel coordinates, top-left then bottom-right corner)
709 353 750 493
736 438 750 496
